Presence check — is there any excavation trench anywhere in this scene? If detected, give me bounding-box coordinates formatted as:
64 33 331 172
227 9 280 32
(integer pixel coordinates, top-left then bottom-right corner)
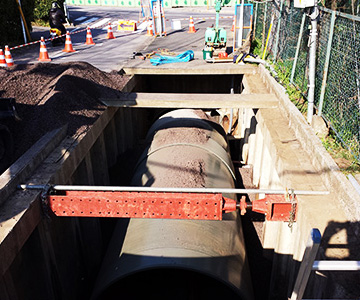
92 108 252 300
93 74 255 299
0 71 276 300
2 68 353 300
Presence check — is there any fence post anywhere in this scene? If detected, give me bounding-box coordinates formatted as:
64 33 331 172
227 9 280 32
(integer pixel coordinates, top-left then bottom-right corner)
318 10 336 117
290 13 306 85
273 0 284 63
307 4 319 124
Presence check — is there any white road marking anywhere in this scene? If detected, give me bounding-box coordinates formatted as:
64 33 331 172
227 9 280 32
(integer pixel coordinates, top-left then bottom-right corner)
137 21 149 31
74 16 87 21
90 18 111 29
81 17 99 25
102 21 118 30
51 51 65 59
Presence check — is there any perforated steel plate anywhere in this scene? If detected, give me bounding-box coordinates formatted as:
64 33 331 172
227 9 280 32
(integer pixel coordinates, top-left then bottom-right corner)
48 191 231 220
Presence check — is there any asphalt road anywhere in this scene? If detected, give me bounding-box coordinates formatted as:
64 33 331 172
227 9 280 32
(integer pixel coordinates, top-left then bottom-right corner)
10 6 234 72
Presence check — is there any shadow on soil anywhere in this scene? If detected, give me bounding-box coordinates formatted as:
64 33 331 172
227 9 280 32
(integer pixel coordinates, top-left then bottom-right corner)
242 218 360 300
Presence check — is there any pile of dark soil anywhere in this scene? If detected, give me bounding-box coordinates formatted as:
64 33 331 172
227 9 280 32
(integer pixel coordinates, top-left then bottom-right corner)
0 61 128 168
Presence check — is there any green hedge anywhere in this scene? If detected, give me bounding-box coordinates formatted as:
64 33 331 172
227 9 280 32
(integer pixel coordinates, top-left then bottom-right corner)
33 0 64 22
0 0 34 46
0 0 63 46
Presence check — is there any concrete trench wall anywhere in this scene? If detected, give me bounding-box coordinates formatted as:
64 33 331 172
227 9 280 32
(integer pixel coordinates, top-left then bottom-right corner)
0 75 157 299
238 66 360 299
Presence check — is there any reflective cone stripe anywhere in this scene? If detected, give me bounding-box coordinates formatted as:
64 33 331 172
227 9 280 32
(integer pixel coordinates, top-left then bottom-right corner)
0 49 7 67
4 46 14 66
85 27 95 45
146 23 153 36
62 31 76 53
188 16 196 33
106 22 115 39
38 37 51 62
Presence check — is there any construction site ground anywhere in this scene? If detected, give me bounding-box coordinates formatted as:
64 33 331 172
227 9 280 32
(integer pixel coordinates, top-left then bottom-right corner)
0 62 126 169
12 6 234 72
1 6 234 170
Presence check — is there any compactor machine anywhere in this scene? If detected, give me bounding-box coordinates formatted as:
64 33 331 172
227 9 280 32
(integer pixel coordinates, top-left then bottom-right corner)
204 0 230 49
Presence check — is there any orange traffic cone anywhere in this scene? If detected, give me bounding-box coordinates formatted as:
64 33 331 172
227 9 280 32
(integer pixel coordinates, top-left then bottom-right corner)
4 46 14 66
38 37 51 62
0 49 7 67
106 22 115 39
146 22 153 36
85 27 95 45
188 16 196 33
62 31 76 53
231 16 235 32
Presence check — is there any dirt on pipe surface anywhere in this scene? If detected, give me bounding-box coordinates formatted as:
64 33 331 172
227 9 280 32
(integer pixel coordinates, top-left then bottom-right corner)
0 62 128 170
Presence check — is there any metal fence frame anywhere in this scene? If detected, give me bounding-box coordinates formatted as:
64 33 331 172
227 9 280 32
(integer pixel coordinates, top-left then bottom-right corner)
250 0 360 160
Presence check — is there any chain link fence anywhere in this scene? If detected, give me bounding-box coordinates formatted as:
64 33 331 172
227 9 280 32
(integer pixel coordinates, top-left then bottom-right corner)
249 0 360 159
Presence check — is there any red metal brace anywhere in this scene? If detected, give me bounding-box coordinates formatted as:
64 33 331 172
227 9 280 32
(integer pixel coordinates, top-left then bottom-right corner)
47 190 296 222
240 194 297 222
48 190 238 221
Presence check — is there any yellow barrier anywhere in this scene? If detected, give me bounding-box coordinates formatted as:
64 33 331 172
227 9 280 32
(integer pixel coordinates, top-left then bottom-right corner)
118 20 137 31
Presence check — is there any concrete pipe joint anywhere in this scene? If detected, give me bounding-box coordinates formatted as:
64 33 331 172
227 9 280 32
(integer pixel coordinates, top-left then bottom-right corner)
92 109 253 300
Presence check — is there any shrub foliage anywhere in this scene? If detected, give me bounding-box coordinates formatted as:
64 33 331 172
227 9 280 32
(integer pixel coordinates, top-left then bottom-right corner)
0 0 63 46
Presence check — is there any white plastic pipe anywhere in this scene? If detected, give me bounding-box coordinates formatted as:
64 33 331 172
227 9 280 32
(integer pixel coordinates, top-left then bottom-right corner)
18 184 329 195
307 5 319 124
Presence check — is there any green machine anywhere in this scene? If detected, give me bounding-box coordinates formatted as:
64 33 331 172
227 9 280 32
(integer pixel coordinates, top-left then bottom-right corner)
204 0 231 48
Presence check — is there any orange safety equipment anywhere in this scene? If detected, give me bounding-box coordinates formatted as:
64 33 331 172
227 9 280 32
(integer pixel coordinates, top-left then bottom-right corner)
0 49 7 67
106 22 115 39
62 31 76 53
85 27 95 45
4 46 14 66
38 37 52 62
188 16 196 33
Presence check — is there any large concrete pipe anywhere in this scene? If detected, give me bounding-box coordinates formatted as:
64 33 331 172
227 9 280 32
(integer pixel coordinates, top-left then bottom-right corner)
92 109 253 300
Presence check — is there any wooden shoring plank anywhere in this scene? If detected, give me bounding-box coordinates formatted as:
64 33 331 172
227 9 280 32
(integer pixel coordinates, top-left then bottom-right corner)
0 125 67 207
101 92 278 109
122 65 258 75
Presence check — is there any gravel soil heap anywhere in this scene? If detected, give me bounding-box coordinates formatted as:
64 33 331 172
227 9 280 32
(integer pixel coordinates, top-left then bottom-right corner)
0 61 128 169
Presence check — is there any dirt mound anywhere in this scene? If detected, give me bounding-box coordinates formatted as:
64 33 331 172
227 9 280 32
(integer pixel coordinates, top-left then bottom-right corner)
0 62 128 167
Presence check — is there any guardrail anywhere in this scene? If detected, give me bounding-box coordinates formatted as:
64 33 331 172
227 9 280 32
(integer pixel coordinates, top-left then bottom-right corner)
290 228 360 300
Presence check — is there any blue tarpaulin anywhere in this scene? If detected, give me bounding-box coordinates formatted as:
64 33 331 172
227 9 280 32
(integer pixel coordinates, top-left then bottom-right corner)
150 50 194 66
